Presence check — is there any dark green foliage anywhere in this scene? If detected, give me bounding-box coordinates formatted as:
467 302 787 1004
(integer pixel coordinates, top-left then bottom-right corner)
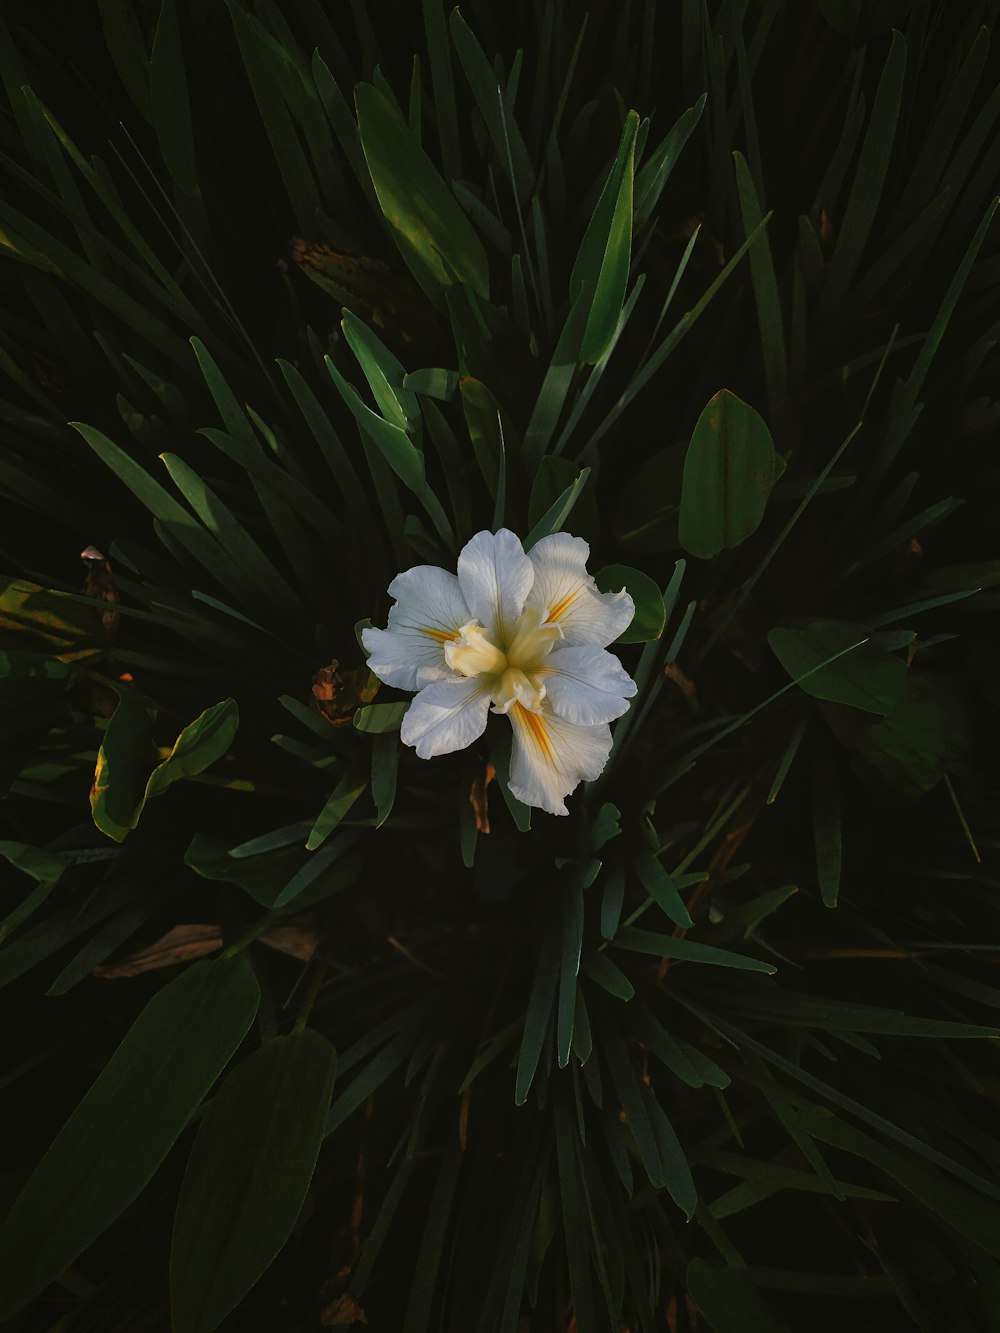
1 2 1000 1331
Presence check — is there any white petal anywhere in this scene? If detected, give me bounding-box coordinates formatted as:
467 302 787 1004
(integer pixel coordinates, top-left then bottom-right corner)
400 678 491 759
456 529 533 643
363 565 471 690
507 702 613 816
527 532 634 647
540 645 637 725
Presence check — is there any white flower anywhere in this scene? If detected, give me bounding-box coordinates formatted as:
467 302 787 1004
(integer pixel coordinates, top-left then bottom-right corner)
362 529 637 816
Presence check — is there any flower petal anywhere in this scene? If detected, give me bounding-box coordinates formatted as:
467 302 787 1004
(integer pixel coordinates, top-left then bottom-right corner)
456 528 534 643
363 565 471 690
540 645 637 725
527 532 634 647
507 702 613 816
400 678 492 759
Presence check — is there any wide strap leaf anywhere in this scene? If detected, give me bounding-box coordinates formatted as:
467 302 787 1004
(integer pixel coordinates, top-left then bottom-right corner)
0 956 260 1319
355 81 489 301
170 1029 337 1333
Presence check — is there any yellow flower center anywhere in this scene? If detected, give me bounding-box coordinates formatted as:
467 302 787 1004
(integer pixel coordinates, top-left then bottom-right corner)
444 606 561 713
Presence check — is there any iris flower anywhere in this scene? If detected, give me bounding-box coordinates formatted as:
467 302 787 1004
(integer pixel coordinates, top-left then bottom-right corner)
363 529 637 815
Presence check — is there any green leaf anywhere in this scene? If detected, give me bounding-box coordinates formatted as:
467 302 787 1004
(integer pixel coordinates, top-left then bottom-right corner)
613 927 776 973
570 109 639 364
679 391 783 559
355 81 489 301
556 884 584 1068
371 732 398 828
523 466 591 549
594 564 665 643
186 833 360 911
580 948 634 1001
307 765 367 850
820 31 906 314
459 375 504 502
149 0 198 197
403 366 459 399
822 671 970 801
634 95 706 226
632 851 693 928
91 694 239 843
767 620 906 715
515 925 559 1104
342 309 421 433
353 701 409 733
448 8 533 202
0 957 260 1320
170 1030 337 1333
686 1260 789 1333
90 689 156 842
612 442 686 552
733 151 787 418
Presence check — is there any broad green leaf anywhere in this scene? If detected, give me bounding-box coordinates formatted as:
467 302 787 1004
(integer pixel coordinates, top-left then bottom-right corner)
767 620 906 715
355 82 489 301
686 1260 789 1333
523 467 591 549
170 1030 337 1333
798 1103 1000 1260
185 833 360 910
580 948 634 1001
612 442 686 552
448 8 533 202
515 925 559 1104
528 455 600 542
98 0 152 121
371 732 398 828
342 310 421 433
149 0 198 197
819 30 906 313
634 95 706 226
325 356 424 492
679 391 783 559
354 701 408 733
92 694 238 842
459 376 504 502
822 671 970 800
0 957 259 1320
143 698 239 802
403 366 459 399
570 109 639 364
0 840 67 885
632 851 693 927
307 765 367 850
734 151 787 418
90 689 156 842
595 564 666 643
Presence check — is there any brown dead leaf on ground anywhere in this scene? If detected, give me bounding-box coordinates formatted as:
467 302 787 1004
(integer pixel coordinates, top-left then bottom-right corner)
95 924 222 977
95 923 319 978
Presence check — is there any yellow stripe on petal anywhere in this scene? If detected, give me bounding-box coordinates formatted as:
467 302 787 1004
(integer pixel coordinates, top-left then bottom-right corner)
546 586 582 623
513 701 555 763
419 627 459 643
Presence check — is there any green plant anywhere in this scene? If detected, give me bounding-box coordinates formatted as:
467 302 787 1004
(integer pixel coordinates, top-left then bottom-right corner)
1 2 999 1330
